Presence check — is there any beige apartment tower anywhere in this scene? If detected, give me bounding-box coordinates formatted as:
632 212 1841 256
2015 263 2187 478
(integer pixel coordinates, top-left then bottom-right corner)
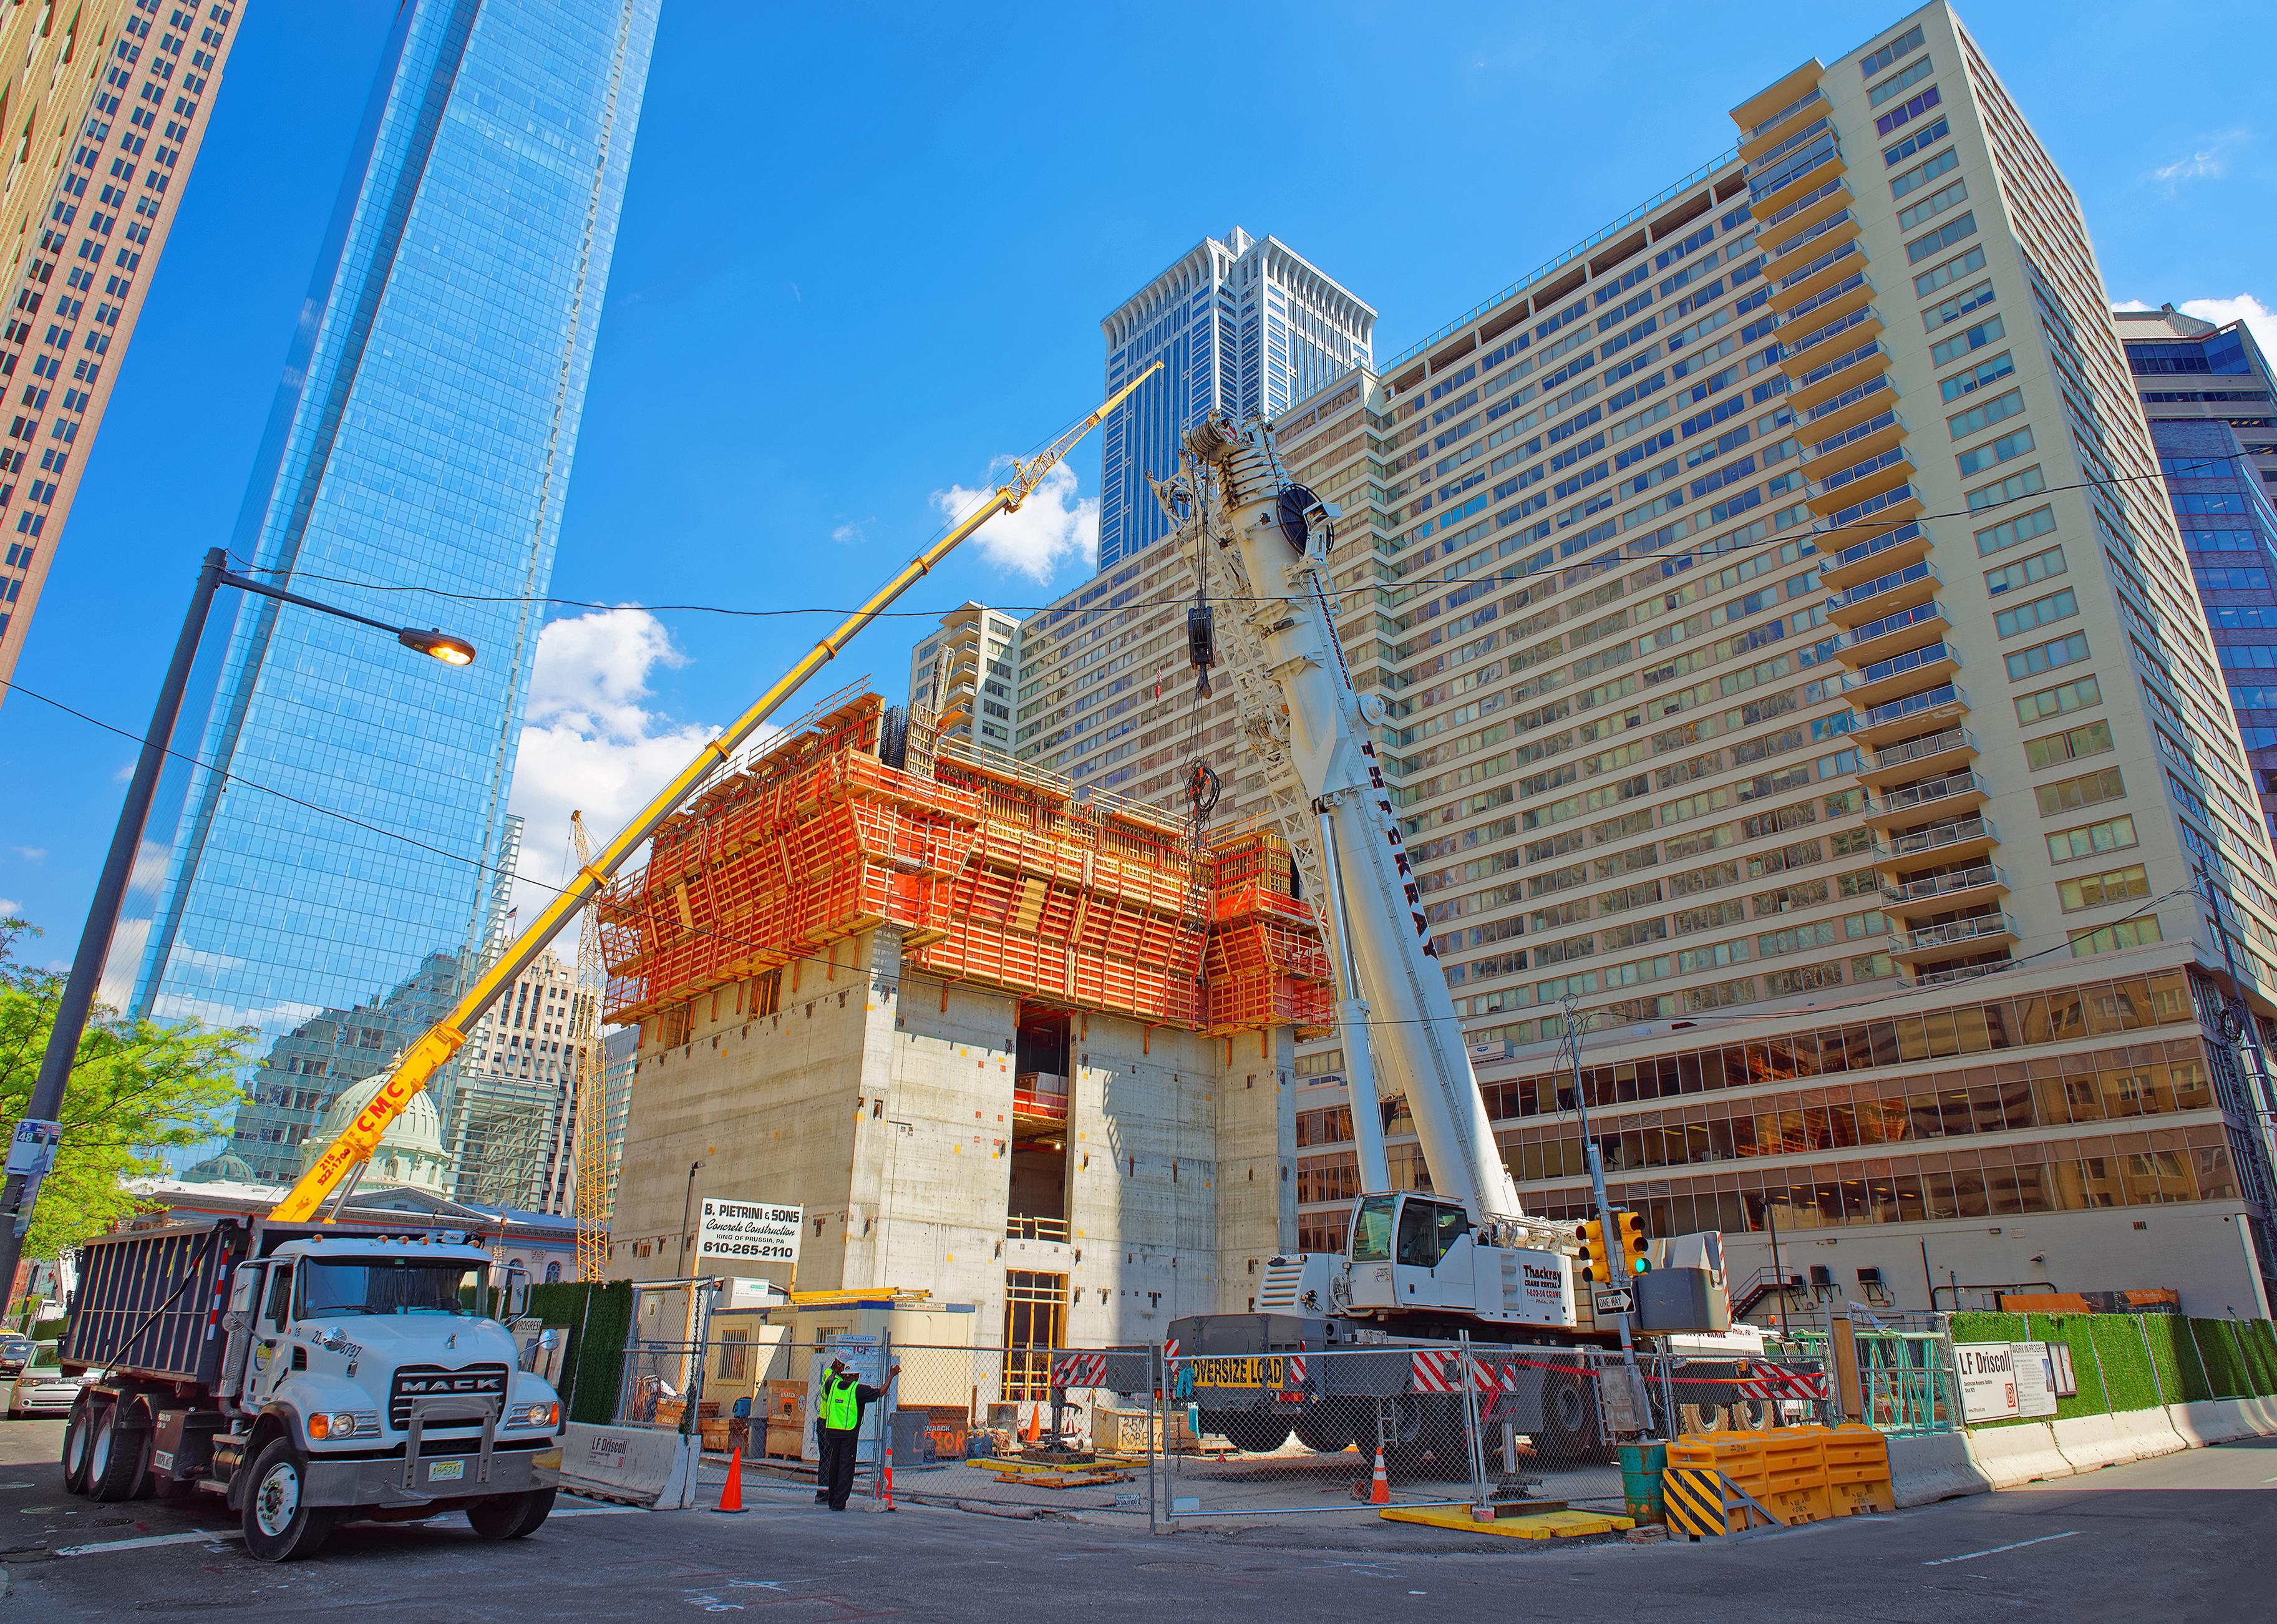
1000 2 2277 1317
0 1 240 691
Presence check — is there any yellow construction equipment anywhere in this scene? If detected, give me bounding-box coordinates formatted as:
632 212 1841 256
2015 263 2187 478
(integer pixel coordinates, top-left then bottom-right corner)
267 364 1161 1224
568 810 612 1282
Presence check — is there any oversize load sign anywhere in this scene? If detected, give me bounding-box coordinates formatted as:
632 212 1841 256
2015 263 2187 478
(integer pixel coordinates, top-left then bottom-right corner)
695 1198 802 1264
1954 1341 2019 1422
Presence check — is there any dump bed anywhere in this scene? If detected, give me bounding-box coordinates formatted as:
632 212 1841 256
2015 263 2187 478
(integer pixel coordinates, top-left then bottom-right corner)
61 1218 251 1385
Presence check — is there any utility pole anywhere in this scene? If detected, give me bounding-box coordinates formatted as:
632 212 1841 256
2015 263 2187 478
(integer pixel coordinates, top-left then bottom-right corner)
1560 996 1648 1434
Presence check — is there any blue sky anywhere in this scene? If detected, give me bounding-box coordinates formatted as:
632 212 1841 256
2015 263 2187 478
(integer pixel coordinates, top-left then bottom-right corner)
1 0 2271 967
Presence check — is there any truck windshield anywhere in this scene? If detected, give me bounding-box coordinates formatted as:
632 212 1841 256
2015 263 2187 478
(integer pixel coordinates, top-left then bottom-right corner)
298 1259 483 1319
1349 1195 1397 1262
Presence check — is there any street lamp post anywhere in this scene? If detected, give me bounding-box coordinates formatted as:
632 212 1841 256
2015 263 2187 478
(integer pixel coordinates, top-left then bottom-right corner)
0 546 476 1310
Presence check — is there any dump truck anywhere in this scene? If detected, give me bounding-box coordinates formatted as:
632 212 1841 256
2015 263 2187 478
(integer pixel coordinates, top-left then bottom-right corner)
57 1217 564 1561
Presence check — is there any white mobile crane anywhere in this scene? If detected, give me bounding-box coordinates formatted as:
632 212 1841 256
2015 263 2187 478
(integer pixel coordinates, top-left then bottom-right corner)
1157 412 1754 1454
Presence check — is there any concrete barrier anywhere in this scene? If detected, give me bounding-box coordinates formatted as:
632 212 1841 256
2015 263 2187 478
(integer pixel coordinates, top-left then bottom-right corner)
1886 1432 1991 1507
2052 1412 2145 1472
2165 1402 2246 1447
542 1422 701 1509
1964 1421 2071 1489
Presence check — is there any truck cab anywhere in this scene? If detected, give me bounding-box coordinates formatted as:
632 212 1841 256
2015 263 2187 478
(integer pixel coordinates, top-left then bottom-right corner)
62 1221 565 1562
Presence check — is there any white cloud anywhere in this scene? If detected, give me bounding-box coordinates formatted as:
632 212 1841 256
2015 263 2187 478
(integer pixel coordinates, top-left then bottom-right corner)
930 459 1098 582
0 898 20 920
831 520 871 546
2151 129 2245 192
507 608 718 916
9 845 44 861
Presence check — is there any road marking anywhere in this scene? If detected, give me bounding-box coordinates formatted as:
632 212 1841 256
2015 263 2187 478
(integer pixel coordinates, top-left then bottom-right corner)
56 1530 242 1557
1923 1530 2079 1566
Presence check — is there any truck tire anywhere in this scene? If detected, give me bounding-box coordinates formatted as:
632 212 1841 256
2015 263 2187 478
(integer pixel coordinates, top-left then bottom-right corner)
88 1405 148 1502
466 1487 556 1540
240 1439 336 1563
1535 1370 1605 1464
61 1395 98 1495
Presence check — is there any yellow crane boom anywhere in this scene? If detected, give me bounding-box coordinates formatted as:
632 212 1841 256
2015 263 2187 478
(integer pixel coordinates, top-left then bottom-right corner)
268 365 1160 1223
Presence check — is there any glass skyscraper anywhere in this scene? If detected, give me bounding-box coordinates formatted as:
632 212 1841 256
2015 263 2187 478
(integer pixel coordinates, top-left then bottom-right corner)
108 0 659 1156
2115 307 2277 837
1095 228 1374 571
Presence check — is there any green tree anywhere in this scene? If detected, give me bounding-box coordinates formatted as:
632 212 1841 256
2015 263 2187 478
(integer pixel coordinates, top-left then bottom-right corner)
0 917 250 1260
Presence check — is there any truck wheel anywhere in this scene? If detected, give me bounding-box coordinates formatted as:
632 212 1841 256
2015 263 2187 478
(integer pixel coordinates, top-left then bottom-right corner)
1535 1371 1605 1464
466 1487 556 1540
61 1396 98 1495
240 1439 336 1562
88 1405 148 1502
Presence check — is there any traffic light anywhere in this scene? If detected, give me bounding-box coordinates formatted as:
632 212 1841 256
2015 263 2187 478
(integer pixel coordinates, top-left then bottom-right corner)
1614 1209 1650 1276
1575 1217 1610 1285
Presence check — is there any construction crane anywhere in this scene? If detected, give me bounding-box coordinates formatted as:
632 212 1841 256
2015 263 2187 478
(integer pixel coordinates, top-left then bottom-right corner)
267 363 1162 1224
1160 411 1749 1453
568 810 612 1282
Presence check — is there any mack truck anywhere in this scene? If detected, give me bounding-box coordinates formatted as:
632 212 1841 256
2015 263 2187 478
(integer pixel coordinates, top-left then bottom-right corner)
1149 412 1772 1459
56 1216 565 1561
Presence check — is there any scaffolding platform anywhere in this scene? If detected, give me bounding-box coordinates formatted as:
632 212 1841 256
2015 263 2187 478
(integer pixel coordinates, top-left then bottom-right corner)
598 691 1330 1038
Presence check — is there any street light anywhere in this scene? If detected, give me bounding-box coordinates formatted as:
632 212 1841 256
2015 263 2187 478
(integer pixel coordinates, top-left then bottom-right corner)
0 547 477 1308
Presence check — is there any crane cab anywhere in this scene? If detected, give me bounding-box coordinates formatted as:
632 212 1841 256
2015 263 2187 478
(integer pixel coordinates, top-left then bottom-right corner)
1343 1192 1477 1315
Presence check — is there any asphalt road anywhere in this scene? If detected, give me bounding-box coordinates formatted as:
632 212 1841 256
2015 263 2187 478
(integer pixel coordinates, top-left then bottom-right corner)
1 1419 2269 1622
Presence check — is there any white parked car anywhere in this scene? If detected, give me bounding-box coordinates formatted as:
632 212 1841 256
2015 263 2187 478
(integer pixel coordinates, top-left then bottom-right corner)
8 1346 93 1419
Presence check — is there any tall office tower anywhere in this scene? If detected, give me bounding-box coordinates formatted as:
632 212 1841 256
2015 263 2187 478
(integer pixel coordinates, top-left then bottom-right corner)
1095 228 1373 572
1267 2 2277 1315
0 1 243 694
2115 308 2277 836
908 602 1024 753
445 946 593 1213
111 0 659 1111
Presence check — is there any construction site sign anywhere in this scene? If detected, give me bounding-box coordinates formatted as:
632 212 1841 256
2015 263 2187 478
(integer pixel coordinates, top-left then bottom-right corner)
694 1198 802 1265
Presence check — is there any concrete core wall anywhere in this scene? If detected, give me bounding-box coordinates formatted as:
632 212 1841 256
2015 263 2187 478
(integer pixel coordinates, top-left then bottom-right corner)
611 927 1297 1347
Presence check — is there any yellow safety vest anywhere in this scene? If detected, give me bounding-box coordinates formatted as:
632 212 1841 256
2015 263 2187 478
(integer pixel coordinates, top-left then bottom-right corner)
820 1373 860 1431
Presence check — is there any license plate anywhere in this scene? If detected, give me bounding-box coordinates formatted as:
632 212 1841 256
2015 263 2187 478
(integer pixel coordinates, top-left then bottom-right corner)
427 1459 465 1482
1190 1356 1289 1389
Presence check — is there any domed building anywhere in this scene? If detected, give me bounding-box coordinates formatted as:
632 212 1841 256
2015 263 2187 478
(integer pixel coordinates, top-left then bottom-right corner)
296 1067 452 1196
177 1150 263 1186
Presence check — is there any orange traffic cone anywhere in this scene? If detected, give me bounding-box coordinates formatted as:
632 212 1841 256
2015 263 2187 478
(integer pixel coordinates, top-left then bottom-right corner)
714 1447 748 1514
1024 1405 1043 1446
1369 1444 1389 1506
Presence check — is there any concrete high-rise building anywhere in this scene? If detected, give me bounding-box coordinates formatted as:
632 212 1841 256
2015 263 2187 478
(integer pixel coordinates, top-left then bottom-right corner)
906 601 1023 754
1095 228 1373 572
2114 308 2277 837
1034 2 2277 1316
109 2 659 1064
1008 370 1401 833
0 1 243 694
447 946 593 1213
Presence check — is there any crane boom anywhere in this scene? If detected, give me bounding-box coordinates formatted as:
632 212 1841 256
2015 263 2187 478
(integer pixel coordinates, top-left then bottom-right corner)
1181 411 1525 1227
268 364 1161 1223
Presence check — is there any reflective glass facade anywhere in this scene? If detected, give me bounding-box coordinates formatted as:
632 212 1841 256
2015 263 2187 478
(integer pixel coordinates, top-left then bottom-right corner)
109 0 658 1106
2115 309 2277 837
1097 228 1373 571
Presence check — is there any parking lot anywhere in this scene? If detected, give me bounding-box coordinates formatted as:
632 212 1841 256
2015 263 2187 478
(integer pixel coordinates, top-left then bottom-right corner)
3 1418 2271 1622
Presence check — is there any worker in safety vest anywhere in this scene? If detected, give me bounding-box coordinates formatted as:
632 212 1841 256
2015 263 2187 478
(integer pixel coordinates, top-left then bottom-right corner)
815 1356 898 1510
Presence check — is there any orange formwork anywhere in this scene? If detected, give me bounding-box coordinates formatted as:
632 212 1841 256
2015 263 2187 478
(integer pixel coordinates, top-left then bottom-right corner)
598 691 1330 1039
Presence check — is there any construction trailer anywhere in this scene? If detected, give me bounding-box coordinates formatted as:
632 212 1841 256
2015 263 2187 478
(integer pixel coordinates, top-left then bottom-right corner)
598 688 1333 1352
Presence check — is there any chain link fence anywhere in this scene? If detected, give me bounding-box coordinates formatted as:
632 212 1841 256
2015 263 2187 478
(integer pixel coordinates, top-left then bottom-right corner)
598 1332 1845 1522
